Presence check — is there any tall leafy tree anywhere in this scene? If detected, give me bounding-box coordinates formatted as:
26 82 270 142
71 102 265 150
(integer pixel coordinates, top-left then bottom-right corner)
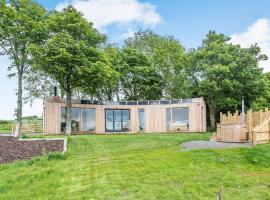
251 72 270 110
189 31 267 128
30 6 118 135
125 30 189 98
117 48 163 101
81 44 120 101
0 0 46 137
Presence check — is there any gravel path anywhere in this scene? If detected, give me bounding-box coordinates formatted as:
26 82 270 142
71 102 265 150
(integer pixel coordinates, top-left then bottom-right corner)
181 140 252 151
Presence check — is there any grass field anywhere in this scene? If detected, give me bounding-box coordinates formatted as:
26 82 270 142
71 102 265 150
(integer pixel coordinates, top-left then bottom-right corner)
0 120 13 133
0 118 43 133
0 133 270 200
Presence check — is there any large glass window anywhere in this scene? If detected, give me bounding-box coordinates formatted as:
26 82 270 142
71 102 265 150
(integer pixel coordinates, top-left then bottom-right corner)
61 107 81 132
71 108 80 132
61 107 66 132
166 107 189 130
82 109 96 131
106 110 114 132
105 109 130 132
139 108 145 131
166 108 171 130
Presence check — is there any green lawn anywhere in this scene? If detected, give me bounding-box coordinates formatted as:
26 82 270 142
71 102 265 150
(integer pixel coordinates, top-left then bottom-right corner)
1 133 270 200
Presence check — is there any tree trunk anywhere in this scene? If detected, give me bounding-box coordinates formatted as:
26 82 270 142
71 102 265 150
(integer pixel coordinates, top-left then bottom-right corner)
65 88 72 135
209 105 216 129
14 73 23 138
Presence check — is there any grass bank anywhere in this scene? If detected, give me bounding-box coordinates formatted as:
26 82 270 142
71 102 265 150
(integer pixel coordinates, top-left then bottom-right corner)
0 133 270 199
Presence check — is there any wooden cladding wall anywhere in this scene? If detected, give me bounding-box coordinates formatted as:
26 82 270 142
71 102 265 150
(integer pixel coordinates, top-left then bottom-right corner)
43 97 207 134
216 123 247 142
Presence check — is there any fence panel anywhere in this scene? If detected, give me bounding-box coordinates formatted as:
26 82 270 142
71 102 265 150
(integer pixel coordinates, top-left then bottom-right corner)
218 108 270 144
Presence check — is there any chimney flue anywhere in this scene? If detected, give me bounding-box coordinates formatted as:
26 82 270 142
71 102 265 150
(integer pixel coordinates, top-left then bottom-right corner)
54 87 57 96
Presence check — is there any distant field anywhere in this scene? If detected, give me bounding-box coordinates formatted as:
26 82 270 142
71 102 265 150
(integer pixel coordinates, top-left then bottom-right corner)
0 118 43 133
0 133 270 199
0 120 13 133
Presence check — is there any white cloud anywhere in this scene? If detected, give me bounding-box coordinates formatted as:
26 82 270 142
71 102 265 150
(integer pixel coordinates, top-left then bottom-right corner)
55 0 162 40
230 18 270 72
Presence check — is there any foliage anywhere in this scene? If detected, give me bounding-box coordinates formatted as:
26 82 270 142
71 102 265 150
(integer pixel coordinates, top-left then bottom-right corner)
29 6 119 134
0 134 270 199
188 31 267 127
0 0 47 136
125 30 189 98
251 72 270 111
117 47 163 100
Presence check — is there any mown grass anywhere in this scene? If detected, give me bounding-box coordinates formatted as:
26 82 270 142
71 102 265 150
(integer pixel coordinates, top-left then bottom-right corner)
0 133 270 200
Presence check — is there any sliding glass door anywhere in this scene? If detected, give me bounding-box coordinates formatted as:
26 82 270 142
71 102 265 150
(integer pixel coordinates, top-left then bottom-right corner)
105 109 130 132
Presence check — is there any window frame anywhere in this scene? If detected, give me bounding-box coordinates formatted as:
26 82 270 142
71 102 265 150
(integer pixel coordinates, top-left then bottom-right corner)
166 107 189 131
105 109 131 132
60 107 96 133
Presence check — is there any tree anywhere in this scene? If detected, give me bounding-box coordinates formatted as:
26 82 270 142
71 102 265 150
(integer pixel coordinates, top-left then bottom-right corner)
30 6 118 135
80 44 120 101
189 31 267 128
125 30 189 98
117 48 163 101
0 0 46 137
251 72 270 110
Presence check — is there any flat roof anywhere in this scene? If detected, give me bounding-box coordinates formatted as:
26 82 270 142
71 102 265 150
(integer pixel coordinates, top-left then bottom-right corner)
45 97 203 105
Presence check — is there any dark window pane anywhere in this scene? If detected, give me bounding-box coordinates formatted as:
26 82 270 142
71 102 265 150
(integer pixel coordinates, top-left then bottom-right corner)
61 107 66 132
171 100 181 104
127 101 137 105
138 101 148 105
160 100 170 104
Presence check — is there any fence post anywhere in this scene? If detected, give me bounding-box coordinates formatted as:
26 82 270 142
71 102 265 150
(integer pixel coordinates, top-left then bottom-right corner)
248 109 252 140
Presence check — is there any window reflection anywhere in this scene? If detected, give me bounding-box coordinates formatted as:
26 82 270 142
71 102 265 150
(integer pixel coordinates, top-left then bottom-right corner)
105 109 130 132
166 107 189 130
82 109 95 131
61 107 81 132
139 108 145 131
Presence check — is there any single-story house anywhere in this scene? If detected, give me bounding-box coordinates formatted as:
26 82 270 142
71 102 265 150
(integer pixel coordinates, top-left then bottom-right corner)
43 96 206 134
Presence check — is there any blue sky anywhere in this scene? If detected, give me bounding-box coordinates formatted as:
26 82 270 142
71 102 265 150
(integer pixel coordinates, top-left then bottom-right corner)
1 0 270 120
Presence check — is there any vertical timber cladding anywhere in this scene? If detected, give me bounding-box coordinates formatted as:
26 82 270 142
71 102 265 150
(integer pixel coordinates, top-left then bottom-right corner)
43 97 206 134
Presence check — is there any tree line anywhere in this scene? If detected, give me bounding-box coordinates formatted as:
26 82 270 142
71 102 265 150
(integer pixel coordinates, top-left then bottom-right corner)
0 0 269 137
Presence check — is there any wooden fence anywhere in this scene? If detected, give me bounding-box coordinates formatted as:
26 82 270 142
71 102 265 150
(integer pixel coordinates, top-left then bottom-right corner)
217 108 270 144
12 122 43 134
